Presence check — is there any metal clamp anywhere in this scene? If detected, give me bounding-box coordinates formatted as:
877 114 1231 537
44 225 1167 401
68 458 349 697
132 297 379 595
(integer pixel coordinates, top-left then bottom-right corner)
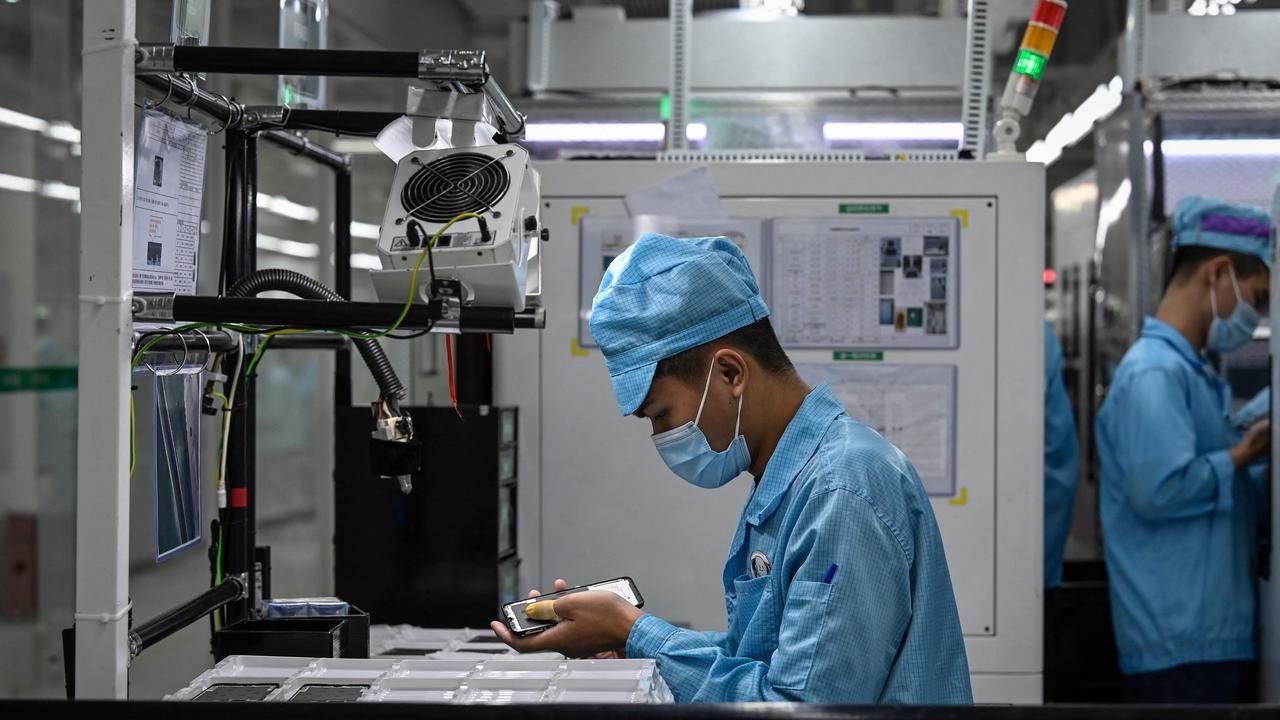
135 42 176 74
240 105 290 131
131 292 177 322
417 49 488 84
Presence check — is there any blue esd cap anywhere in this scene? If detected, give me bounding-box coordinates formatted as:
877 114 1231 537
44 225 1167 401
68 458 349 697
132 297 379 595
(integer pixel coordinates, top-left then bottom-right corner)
1172 195 1272 268
589 233 770 416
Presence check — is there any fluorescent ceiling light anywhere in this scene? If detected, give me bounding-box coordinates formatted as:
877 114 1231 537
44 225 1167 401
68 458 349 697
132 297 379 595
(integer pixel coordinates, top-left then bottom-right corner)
350 252 383 270
0 106 81 146
525 123 664 143
40 181 80 202
1025 140 1061 165
0 171 41 193
256 192 320 222
823 122 963 143
257 233 319 258
331 138 378 154
45 122 81 144
0 106 48 133
523 122 706 143
1025 76 1123 167
1150 138 1280 157
1095 179 1131 254
350 221 380 239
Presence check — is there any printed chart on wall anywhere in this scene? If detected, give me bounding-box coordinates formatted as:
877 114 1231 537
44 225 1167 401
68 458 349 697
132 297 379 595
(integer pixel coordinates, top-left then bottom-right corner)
132 108 208 295
796 363 957 496
578 216 766 347
770 217 958 348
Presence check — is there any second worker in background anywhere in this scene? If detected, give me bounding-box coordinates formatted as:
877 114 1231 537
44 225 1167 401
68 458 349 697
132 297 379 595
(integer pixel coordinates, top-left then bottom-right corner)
1095 196 1271 704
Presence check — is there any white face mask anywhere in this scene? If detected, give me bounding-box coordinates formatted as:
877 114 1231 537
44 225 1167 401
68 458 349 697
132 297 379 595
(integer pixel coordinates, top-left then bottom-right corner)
1207 265 1260 354
650 359 751 489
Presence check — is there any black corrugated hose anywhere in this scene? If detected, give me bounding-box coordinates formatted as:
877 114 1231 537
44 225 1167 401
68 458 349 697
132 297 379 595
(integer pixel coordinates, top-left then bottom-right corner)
225 268 406 405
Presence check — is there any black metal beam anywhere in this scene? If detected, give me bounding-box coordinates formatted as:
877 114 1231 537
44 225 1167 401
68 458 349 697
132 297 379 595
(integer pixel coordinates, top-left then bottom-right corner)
284 109 400 137
136 74 350 171
134 329 238 354
128 578 244 659
173 46 419 78
174 296 438 329
270 333 351 351
169 295 535 335
335 168 354 407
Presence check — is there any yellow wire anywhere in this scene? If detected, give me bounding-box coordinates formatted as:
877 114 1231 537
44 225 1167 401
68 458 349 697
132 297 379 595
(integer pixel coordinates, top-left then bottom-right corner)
127 212 482 476
342 211 483 341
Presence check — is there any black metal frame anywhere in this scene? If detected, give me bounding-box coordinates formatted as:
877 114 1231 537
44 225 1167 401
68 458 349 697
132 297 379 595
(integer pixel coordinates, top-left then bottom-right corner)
122 43 535 659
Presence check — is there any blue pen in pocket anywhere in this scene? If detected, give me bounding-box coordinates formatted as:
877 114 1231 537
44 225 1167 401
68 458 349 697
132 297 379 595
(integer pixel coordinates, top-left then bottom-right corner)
821 563 839 584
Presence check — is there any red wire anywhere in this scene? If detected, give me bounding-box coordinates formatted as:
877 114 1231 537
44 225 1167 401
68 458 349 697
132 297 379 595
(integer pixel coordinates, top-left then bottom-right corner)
445 335 460 417
485 333 491 353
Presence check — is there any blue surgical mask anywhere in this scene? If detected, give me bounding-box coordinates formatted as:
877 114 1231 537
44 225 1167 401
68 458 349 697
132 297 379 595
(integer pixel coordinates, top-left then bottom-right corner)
652 360 750 489
1207 265 1259 354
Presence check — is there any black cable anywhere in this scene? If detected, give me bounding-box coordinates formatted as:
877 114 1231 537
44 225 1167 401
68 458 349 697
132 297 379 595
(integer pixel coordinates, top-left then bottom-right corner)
406 219 438 292
225 269 406 401
387 326 435 339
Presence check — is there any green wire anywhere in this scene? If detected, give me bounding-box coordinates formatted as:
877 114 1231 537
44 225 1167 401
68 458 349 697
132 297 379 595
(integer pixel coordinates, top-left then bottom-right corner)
216 525 223 584
243 334 275 378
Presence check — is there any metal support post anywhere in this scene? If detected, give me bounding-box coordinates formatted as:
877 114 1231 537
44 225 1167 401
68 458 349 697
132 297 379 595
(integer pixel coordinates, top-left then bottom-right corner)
221 130 259 624
960 0 992 158
526 1 558 94
334 168 353 407
74 0 134 699
666 0 692 152
1123 0 1151 336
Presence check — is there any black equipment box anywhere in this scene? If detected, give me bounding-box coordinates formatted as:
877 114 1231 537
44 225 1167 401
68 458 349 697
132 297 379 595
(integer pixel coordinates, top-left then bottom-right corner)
212 606 369 662
334 405 519 628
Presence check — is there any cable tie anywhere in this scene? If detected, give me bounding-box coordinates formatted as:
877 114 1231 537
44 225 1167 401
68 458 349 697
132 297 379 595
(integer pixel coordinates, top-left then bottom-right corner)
74 601 132 624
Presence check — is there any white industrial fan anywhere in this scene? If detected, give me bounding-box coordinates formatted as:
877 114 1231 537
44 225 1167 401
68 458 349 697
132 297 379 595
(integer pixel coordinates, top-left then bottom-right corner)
370 143 542 313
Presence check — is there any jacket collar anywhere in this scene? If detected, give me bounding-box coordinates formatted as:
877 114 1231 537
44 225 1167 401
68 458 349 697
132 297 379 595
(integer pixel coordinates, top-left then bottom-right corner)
744 383 845 527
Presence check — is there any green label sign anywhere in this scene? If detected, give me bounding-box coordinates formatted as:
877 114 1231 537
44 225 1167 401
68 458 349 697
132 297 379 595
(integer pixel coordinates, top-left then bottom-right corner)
839 203 890 214
0 367 78 393
833 351 883 362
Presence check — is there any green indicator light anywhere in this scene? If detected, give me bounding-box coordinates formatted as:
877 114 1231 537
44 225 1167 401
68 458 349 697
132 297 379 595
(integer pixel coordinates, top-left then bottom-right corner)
1014 49 1047 81
659 94 671 122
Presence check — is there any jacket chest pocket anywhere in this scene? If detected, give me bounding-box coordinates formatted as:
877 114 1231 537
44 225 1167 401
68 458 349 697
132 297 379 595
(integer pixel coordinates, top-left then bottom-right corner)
770 580 834 691
728 574 780 658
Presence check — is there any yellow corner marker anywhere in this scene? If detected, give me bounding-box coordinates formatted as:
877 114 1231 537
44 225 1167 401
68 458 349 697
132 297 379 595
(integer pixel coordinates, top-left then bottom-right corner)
525 601 559 622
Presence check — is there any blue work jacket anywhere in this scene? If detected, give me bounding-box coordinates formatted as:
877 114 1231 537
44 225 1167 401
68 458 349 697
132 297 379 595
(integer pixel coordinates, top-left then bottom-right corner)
626 384 972 703
1044 322 1081 587
1095 317 1264 674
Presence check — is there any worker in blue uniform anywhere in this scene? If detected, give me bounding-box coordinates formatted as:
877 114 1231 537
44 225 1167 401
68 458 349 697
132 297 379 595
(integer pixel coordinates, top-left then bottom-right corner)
1044 321 1080 588
491 233 972 704
1095 196 1271 703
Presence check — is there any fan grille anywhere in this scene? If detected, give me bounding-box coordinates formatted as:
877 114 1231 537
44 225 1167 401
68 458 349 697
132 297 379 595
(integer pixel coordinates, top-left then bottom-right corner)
400 152 510 224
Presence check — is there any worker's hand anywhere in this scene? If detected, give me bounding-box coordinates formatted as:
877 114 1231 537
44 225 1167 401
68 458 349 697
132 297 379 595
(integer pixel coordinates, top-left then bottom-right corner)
1231 419 1271 469
502 578 624 658
490 590 643 658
